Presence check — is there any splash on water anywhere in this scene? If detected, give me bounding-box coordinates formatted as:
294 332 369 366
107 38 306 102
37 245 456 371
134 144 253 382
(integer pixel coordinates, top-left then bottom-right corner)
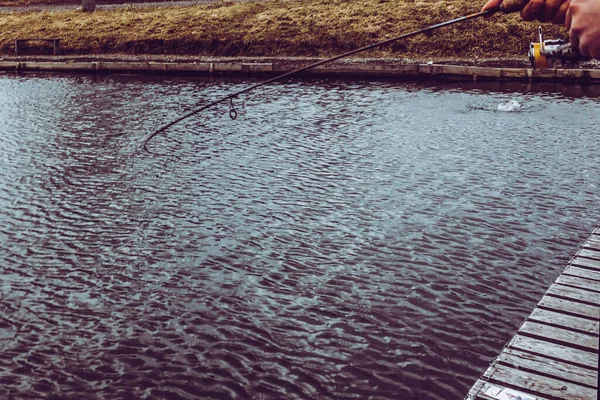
496 99 522 112
467 98 537 113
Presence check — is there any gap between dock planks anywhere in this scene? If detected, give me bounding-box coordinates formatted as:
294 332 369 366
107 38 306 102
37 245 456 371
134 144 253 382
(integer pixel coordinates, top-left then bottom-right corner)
466 225 600 400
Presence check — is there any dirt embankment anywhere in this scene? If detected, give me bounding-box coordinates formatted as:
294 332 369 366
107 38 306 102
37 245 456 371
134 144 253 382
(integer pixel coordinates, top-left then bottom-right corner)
0 0 568 61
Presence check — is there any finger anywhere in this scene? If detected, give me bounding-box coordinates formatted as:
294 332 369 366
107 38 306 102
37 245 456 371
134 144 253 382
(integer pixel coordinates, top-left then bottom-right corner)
569 30 582 54
522 0 545 21
576 34 595 57
540 0 565 22
551 0 569 24
564 6 572 30
481 0 503 11
590 45 600 60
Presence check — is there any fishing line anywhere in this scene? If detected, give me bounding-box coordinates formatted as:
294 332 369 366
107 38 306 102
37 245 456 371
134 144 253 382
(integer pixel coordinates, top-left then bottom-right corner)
142 7 503 152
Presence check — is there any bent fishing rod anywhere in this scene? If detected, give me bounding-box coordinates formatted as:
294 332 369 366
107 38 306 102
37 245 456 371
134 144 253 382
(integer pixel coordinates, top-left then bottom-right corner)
142 0 529 152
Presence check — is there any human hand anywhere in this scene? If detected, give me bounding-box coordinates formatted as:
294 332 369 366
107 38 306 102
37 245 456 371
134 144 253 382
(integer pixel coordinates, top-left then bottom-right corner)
522 0 570 22
566 0 600 59
481 0 503 12
481 0 569 23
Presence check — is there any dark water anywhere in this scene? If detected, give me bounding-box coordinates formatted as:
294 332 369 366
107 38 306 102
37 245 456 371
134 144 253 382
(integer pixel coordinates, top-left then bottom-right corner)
1 73 599 400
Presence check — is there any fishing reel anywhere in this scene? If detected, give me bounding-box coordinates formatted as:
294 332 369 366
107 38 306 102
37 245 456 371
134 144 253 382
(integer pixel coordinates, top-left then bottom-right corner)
528 27 589 69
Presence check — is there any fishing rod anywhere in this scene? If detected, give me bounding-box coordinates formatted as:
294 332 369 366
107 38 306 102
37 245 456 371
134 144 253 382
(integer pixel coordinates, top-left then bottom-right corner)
142 0 529 152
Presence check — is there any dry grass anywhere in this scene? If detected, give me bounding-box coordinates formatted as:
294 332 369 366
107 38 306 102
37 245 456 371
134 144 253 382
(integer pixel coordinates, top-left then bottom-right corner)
0 0 567 59
0 0 74 4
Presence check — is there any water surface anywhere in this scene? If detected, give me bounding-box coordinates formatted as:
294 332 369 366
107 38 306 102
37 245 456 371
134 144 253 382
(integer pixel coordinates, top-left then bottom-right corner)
1 74 599 399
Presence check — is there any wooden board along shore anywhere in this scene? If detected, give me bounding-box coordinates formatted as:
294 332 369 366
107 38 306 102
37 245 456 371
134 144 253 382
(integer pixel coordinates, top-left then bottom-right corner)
2 59 600 82
466 226 600 400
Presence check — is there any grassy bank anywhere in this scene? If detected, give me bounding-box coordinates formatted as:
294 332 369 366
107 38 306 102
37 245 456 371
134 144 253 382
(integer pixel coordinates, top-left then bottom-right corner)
0 0 567 59
0 0 165 5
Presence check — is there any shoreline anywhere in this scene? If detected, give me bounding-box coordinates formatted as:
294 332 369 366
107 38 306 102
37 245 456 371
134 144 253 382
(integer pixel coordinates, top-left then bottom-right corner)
2 55 600 82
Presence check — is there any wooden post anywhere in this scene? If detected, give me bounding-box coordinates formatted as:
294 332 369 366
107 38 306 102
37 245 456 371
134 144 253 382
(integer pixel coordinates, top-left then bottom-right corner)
53 39 60 55
82 0 95 12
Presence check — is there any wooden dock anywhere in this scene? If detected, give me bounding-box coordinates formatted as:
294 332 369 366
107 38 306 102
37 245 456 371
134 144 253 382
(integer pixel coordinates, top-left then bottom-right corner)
466 226 600 400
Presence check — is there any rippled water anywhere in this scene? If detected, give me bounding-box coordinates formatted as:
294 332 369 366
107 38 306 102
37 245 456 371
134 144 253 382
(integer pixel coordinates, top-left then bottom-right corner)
1 73 599 400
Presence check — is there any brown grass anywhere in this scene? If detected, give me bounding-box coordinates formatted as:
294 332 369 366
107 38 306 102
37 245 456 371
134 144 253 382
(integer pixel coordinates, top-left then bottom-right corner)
0 0 145 5
0 0 567 59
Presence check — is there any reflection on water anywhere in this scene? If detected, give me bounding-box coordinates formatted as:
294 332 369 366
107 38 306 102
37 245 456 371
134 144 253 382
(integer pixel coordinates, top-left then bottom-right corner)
0 73 599 400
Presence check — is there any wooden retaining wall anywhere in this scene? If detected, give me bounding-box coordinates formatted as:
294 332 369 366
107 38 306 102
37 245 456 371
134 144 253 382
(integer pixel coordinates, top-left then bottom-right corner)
466 226 600 400
2 60 600 81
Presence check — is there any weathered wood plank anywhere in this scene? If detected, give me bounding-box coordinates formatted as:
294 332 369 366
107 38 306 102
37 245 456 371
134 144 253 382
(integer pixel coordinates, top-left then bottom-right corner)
498 347 598 388
464 66 496 78
500 68 530 79
583 238 600 248
559 69 585 80
556 275 600 293
438 64 474 76
489 363 598 400
467 379 487 400
570 256 600 271
213 63 243 72
519 321 598 352
545 283 600 305
528 308 599 334
509 335 598 369
467 364 498 400
537 296 600 320
563 265 600 282
576 248 600 261
531 69 558 80
240 63 273 73
475 382 547 400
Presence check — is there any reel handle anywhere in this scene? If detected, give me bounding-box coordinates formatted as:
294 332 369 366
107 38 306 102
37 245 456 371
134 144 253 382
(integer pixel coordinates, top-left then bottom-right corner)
500 0 531 13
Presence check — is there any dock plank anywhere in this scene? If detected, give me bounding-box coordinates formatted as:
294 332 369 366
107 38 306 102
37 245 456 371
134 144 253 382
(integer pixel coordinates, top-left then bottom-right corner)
545 283 600 305
519 321 598 352
570 256 600 271
556 274 600 292
498 348 598 388
576 248 600 261
467 365 497 400
489 364 598 400
475 382 549 400
537 296 600 320
583 238 600 250
509 335 598 370
527 308 599 335
563 265 600 282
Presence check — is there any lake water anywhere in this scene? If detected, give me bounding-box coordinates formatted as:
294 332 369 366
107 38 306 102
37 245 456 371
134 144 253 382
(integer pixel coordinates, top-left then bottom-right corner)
1 73 599 399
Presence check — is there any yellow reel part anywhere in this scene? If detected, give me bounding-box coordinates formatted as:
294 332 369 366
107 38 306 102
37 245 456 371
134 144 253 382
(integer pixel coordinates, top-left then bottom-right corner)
531 43 548 69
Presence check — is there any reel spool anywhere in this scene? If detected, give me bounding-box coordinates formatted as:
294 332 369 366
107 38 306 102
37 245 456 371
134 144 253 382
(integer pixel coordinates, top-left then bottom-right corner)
528 27 589 69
